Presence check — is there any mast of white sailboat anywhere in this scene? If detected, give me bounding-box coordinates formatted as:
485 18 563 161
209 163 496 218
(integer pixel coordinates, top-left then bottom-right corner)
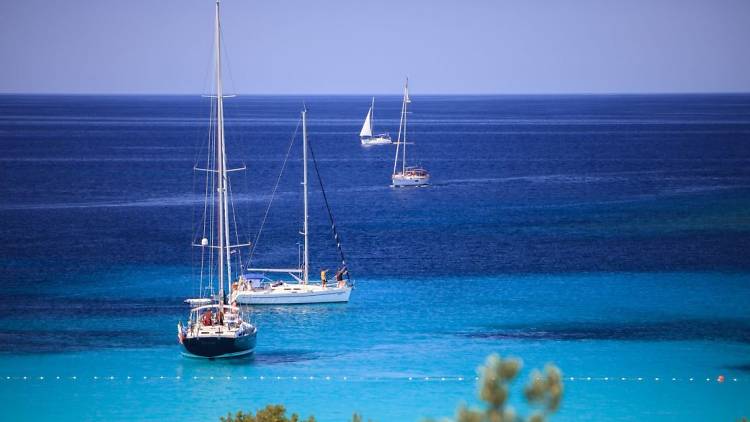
214 0 232 304
393 84 406 176
370 97 375 135
402 78 408 173
302 108 310 284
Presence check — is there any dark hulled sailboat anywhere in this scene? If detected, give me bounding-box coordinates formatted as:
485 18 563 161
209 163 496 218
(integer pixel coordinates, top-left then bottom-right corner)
177 0 257 359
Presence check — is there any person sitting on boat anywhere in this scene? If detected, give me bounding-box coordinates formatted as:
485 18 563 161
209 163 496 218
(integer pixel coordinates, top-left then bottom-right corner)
320 268 328 287
217 309 224 326
202 310 213 326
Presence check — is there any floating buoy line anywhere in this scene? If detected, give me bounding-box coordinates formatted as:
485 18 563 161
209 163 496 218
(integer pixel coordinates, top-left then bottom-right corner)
1 375 742 383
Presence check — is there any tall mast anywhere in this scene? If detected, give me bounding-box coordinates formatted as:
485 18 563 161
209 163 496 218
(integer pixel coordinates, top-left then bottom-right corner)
402 78 409 173
302 108 310 284
214 0 232 304
393 83 406 176
370 97 375 134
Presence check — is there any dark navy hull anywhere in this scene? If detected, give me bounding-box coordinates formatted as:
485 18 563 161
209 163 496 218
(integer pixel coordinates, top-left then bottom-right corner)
181 332 256 358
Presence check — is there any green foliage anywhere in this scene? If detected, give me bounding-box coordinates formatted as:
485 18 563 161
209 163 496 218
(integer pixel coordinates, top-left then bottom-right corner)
219 405 369 422
524 364 563 420
428 353 563 422
220 404 316 422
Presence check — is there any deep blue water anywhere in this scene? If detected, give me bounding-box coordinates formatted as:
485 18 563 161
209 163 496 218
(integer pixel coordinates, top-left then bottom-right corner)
0 94 749 421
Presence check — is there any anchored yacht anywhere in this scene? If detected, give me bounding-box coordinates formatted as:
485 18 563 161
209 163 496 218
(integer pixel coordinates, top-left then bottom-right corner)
392 78 430 187
231 109 353 305
177 0 257 358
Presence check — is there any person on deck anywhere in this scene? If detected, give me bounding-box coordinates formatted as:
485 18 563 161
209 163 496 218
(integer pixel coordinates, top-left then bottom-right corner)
320 268 328 287
335 267 348 288
202 310 213 326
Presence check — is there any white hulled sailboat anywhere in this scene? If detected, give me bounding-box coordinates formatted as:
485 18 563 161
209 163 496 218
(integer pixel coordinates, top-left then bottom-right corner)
359 97 392 146
231 109 353 305
177 0 257 358
392 78 430 187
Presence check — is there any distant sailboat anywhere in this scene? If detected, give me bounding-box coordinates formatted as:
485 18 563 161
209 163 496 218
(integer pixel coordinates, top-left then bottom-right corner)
360 97 392 146
177 0 257 358
392 78 430 187
231 108 353 305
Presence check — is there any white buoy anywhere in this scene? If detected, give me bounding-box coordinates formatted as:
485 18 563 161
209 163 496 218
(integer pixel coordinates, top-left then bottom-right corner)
201 238 209 246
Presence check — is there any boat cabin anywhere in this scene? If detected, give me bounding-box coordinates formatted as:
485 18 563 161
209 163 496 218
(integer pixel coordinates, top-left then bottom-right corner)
403 166 429 177
186 304 245 331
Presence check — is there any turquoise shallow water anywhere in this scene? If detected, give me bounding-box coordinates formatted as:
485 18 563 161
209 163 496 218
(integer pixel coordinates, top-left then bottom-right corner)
1 272 749 421
1 95 750 420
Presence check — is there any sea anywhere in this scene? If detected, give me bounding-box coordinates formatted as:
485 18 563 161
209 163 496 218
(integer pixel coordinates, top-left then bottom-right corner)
0 94 748 421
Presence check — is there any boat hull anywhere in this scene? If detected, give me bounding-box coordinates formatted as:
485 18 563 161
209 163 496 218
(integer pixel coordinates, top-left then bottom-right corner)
181 332 256 358
361 136 392 146
392 174 430 187
234 286 352 305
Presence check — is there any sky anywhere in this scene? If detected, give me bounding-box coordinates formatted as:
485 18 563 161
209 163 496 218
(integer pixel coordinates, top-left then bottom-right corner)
1 0 749 95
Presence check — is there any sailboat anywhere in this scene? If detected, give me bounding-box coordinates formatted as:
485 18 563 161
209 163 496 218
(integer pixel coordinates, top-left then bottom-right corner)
359 97 392 146
392 78 430 187
177 0 257 358
231 108 353 305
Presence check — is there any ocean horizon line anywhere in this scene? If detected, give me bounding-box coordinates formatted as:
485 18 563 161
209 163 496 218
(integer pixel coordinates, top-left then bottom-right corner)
1 91 749 98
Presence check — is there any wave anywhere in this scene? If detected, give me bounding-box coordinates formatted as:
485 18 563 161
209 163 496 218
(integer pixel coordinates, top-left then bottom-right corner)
0 193 283 211
459 318 750 344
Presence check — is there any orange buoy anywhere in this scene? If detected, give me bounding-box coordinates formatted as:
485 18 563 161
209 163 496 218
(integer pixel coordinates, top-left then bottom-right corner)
717 375 725 383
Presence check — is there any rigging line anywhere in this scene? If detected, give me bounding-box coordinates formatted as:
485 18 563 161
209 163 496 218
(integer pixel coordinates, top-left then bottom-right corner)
205 93 219 296
198 12 216 104
248 118 301 265
208 97 218 297
219 21 238 98
190 97 214 235
192 97 213 170
227 176 244 278
203 93 216 286
199 94 217 297
306 133 350 279
191 82 217 298
191 137 197 296
243 143 252 270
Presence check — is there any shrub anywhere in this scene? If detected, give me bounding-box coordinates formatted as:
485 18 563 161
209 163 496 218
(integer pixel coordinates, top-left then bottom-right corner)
220 404 316 422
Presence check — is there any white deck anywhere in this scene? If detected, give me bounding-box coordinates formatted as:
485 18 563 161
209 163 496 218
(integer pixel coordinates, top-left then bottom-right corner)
184 320 255 339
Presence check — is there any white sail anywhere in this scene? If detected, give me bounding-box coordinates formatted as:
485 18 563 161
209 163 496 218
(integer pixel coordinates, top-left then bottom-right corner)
359 107 373 138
